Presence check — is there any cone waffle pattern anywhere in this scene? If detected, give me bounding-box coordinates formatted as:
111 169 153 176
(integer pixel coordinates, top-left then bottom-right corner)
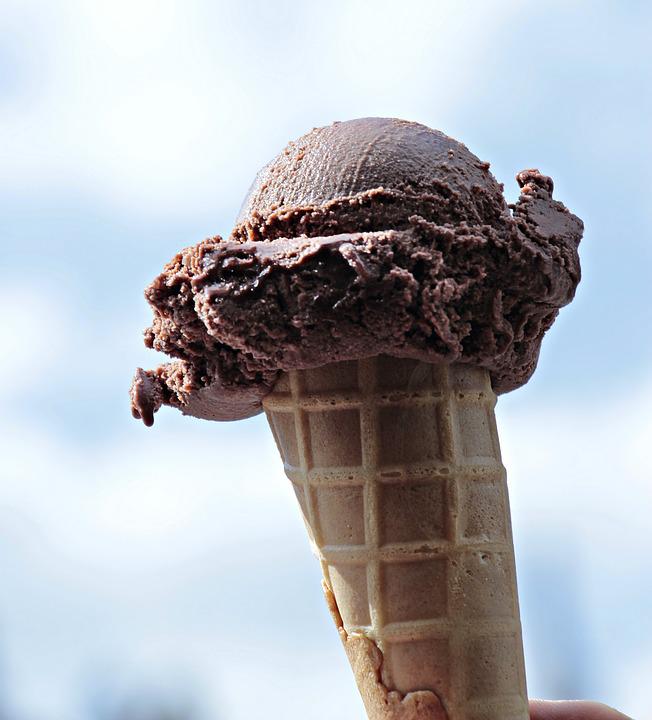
263 356 528 720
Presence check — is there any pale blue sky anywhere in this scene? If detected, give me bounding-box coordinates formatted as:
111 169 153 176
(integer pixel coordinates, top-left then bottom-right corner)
1 2 651 718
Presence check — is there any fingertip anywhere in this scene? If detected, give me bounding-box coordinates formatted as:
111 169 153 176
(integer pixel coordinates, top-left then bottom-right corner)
529 699 633 720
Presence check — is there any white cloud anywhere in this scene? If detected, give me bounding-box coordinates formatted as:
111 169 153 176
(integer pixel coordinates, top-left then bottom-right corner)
501 382 652 548
617 651 652 720
498 382 652 718
0 416 294 571
0 281 74 395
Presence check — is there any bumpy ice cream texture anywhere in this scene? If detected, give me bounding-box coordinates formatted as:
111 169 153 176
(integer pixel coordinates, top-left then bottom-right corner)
130 117 583 425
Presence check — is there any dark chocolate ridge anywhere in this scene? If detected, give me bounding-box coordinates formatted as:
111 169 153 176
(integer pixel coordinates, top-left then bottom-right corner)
230 185 508 244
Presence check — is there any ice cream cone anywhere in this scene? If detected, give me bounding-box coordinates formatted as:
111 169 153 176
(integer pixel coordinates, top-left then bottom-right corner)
263 355 528 720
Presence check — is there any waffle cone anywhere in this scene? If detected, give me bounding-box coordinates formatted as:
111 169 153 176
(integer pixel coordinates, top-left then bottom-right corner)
263 356 528 720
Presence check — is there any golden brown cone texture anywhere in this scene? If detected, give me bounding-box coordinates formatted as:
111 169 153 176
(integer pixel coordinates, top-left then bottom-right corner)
263 357 528 720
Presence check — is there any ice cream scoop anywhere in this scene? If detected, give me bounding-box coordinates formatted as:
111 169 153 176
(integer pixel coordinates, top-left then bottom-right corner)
130 118 583 720
233 116 511 242
130 118 582 425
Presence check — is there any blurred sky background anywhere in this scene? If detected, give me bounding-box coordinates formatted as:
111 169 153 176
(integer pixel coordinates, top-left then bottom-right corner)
1 1 651 718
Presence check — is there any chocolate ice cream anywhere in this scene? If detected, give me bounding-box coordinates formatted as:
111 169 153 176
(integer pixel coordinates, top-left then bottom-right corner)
131 117 583 425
